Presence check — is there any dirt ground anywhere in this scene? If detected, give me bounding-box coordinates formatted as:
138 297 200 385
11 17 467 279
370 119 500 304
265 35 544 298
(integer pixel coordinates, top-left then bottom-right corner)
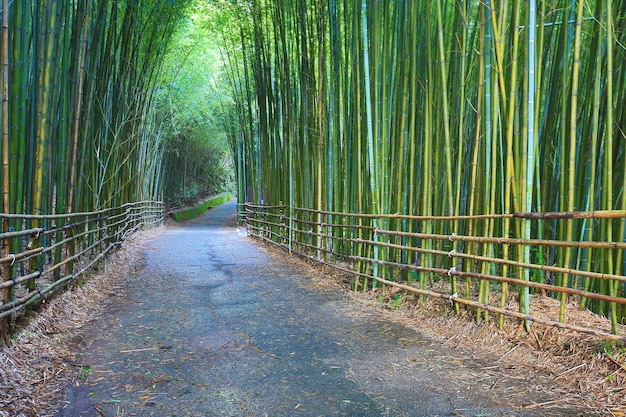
0 201 608 416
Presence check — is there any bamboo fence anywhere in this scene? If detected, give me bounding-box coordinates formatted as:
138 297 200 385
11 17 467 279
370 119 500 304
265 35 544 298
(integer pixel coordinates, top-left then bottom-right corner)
244 203 626 341
0 201 163 342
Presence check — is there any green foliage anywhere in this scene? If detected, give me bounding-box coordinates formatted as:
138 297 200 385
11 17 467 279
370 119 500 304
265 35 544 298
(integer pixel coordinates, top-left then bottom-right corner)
173 193 231 222
599 341 626 358
79 366 92 379
0 0 194 216
530 248 547 284
158 1 237 205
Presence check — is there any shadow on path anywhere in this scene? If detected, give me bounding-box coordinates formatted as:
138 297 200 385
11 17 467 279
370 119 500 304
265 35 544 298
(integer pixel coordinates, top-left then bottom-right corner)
59 201 578 417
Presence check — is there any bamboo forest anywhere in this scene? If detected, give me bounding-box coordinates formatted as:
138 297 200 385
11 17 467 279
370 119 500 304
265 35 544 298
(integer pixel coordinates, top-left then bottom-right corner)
1 0 626 345
228 0 626 339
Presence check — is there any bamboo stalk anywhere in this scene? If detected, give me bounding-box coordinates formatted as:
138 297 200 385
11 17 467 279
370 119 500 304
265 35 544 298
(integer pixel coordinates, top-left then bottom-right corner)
361 0 380 282
521 0 538 330
580 6 604 310
1 0 11 342
68 0 91 214
604 0 618 334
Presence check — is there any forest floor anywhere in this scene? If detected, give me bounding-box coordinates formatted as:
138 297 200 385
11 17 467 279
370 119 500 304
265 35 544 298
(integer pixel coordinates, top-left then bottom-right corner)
0 201 616 416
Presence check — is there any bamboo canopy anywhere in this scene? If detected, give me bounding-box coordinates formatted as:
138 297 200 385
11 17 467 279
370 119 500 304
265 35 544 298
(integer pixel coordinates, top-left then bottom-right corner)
219 0 626 334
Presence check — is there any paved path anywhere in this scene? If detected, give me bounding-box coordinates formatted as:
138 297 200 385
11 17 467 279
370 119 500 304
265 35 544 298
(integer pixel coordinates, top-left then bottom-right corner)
59 202 576 417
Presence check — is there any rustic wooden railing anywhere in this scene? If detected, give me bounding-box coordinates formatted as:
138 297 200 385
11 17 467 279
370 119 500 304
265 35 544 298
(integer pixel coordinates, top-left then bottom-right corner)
242 203 626 342
0 201 164 342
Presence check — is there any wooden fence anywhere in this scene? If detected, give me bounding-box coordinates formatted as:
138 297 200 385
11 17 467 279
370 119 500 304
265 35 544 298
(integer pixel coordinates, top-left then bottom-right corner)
242 203 626 342
0 201 164 342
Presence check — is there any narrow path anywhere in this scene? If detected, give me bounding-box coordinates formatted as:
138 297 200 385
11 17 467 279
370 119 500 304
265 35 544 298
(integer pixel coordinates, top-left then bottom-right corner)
59 202 575 417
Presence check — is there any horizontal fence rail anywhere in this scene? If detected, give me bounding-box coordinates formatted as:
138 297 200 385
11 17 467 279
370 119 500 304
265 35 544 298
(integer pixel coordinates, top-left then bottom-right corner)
242 203 626 342
0 201 164 342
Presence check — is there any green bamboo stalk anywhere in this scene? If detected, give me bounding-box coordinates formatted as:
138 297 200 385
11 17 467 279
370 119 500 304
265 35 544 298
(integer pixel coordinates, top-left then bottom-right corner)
353 5 366 290
467 2 486 311
477 0 494 321
1 0 8 216
604 0 618 334
406 0 419 286
559 0 586 320
556 1 573 295
420 4 434 300
9 0 27 224
28 1 58 289
361 0 379 281
69 0 91 214
396 0 410 272
580 6 604 310
434 0 459 313
530 0 546 296
435 0 454 216
453 0 470 220
499 0 522 326
53 0 72 280
1 0 10 341
522 0 537 330
327 0 337 258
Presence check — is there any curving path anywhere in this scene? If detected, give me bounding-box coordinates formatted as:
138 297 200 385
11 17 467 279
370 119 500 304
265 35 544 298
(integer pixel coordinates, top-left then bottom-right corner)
59 201 579 417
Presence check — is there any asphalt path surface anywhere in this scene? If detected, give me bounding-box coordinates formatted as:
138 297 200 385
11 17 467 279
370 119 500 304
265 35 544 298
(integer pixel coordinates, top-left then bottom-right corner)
59 201 578 417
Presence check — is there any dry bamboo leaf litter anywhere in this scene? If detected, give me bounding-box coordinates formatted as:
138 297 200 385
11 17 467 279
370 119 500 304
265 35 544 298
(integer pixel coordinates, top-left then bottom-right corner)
259 240 625 416
0 227 164 417
379 294 625 415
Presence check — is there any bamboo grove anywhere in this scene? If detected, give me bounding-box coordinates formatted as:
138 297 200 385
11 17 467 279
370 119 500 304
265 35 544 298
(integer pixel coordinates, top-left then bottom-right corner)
222 1 626 334
0 0 191 218
0 1 193 338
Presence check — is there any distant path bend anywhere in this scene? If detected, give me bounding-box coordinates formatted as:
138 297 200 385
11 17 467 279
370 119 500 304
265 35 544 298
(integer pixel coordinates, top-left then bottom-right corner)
60 201 572 417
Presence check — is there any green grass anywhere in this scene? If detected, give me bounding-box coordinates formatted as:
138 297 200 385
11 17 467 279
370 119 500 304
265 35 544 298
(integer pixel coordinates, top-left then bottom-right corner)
172 194 231 222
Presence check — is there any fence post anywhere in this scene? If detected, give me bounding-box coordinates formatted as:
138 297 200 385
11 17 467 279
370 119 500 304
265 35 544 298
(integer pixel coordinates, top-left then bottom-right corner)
1 218 10 344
